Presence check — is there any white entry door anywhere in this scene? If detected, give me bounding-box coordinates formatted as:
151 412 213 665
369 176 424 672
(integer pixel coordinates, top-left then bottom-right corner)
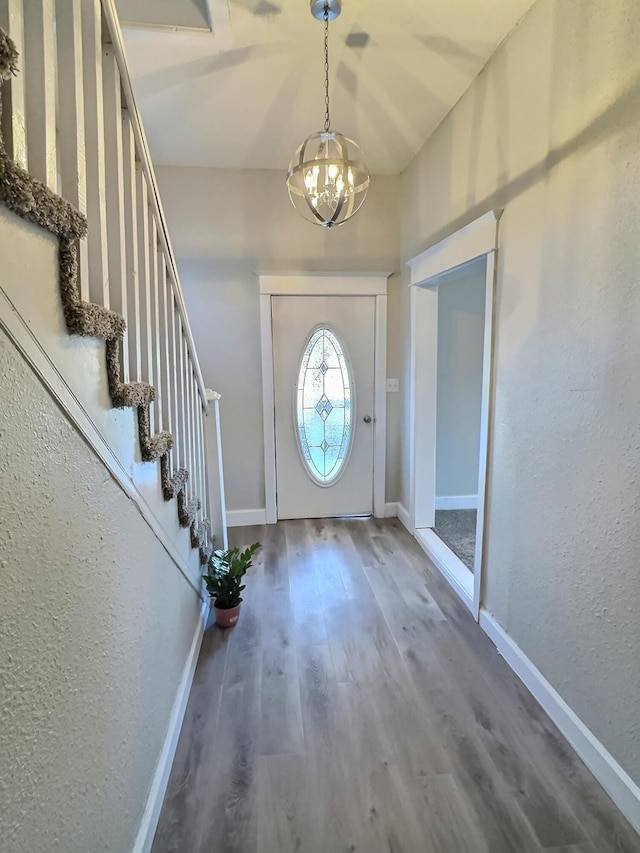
272 295 376 519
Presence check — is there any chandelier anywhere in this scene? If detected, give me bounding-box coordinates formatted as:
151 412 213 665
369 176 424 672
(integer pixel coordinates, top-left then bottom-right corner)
286 0 370 228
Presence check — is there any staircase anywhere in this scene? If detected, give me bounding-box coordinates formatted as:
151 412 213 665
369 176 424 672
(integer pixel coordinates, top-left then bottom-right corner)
0 1 216 579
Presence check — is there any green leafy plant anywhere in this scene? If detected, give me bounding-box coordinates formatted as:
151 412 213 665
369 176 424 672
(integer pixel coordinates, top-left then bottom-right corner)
202 542 261 610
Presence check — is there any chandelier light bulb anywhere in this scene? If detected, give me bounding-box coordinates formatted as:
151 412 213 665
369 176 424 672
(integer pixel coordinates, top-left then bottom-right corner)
286 1 370 227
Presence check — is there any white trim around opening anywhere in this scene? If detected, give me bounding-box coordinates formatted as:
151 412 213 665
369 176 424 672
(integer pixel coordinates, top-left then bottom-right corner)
407 210 501 618
259 273 390 522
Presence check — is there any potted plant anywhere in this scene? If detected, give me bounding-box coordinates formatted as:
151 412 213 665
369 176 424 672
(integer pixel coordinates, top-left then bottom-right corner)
203 542 260 628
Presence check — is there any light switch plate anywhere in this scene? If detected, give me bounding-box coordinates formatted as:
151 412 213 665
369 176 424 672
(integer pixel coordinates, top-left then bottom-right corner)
386 378 400 392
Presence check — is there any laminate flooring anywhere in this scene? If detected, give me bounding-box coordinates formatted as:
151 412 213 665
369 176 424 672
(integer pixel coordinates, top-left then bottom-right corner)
152 518 640 853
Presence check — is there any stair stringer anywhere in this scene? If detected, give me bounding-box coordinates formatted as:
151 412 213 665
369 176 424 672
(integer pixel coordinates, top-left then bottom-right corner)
0 30 212 566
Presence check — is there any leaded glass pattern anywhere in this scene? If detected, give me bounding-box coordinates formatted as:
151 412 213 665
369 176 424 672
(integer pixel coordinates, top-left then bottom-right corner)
296 326 353 485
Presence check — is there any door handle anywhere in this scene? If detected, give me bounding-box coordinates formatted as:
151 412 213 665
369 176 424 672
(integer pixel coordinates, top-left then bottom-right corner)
363 415 372 424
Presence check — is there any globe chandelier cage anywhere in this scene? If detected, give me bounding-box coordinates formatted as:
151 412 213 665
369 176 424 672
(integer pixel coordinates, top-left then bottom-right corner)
287 1 370 228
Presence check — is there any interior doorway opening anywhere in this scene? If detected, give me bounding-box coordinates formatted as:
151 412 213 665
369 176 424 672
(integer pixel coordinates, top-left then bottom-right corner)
407 211 501 618
433 256 487 571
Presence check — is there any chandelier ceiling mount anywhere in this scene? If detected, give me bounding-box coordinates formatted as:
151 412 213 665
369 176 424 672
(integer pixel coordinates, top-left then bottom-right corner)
310 0 342 21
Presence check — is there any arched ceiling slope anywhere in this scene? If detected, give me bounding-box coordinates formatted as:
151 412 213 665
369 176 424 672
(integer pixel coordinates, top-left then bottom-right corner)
117 0 536 174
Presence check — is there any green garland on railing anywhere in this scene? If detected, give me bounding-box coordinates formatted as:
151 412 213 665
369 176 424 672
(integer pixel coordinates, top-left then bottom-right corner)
0 28 212 565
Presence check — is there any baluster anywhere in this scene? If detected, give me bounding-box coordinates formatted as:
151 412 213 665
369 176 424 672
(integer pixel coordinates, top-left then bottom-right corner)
213 394 229 549
149 232 163 430
183 337 193 504
182 340 192 502
196 391 205 525
190 365 200 520
135 166 153 427
102 44 127 333
146 216 160 430
158 259 172 435
121 113 138 384
81 0 108 305
184 339 195 505
200 401 213 523
169 288 180 452
55 0 89 299
0 0 27 168
192 384 201 517
23 0 56 189
175 312 187 479
196 396 207 525
195 382 204 523
202 408 209 525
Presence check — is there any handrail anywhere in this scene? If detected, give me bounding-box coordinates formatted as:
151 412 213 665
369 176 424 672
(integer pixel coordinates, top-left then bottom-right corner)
0 8 213 563
100 0 208 410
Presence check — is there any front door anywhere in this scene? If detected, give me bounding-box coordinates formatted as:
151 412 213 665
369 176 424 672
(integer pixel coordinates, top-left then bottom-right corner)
272 295 376 519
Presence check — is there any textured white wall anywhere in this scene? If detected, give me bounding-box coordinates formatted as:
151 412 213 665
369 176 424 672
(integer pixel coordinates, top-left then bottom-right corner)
0 207 204 588
0 328 201 852
400 0 640 782
156 166 401 511
435 259 486 499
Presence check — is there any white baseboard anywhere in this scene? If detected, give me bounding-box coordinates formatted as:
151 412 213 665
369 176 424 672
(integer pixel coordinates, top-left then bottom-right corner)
226 508 267 527
396 502 412 533
415 527 474 612
132 598 209 853
384 502 398 517
435 494 478 510
480 610 640 835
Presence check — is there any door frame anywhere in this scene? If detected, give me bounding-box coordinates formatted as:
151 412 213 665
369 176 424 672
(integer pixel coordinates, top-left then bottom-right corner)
407 211 501 619
259 273 390 523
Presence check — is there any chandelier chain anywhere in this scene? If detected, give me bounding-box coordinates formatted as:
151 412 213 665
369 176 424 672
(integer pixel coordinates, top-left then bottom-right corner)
323 4 330 132
285 0 370 227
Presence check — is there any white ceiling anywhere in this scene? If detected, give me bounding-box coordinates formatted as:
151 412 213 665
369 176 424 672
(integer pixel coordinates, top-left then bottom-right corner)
118 0 536 175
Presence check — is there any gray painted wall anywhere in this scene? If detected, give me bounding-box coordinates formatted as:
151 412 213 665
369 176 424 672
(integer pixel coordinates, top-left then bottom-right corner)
435 259 486 500
0 329 201 852
156 166 402 512
399 0 640 784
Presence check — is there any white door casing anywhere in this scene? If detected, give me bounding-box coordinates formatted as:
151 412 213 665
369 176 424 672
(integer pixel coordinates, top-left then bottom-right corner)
407 211 501 619
259 273 389 523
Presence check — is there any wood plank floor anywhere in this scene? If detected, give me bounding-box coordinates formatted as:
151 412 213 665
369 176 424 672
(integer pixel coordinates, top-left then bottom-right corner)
152 518 640 853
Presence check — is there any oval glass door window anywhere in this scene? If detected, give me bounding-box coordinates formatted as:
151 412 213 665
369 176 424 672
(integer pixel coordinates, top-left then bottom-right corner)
296 326 354 485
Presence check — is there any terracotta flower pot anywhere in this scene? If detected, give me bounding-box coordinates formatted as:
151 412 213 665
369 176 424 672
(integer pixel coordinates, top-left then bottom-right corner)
213 602 241 628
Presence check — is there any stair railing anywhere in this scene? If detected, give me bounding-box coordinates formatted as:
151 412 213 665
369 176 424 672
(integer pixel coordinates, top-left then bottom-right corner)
0 0 212 562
